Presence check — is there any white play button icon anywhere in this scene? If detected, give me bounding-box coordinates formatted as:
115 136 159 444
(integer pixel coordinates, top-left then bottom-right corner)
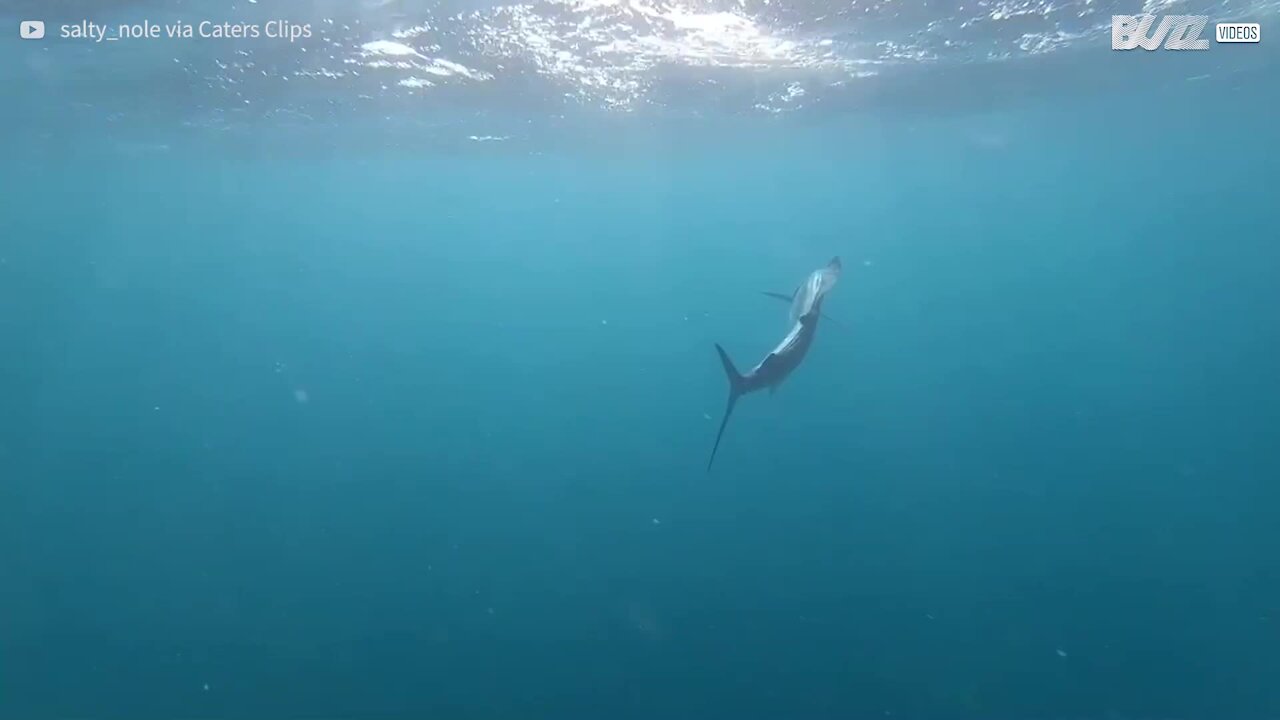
20 20 46 39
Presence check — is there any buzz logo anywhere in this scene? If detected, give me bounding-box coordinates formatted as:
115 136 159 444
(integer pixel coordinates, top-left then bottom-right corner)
1112 14 1210 50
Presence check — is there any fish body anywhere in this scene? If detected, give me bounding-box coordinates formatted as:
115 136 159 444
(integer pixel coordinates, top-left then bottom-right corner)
707 256 842 470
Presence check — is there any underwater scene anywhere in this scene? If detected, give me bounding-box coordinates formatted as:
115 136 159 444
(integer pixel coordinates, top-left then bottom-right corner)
3 0 1278 717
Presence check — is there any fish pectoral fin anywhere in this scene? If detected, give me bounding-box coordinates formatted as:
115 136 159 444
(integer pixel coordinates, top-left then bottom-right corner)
820 311 848 330
761 291 794 304
768 292 847 329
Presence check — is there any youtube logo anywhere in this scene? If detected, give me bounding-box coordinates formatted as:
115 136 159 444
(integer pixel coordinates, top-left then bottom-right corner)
20 20 45 39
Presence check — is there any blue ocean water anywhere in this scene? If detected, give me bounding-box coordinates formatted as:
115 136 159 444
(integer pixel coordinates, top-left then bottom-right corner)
3 0 1279 718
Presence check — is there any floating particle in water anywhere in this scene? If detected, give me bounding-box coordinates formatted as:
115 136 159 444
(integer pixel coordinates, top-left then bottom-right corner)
486 607 494 615
651 518 661 525
601 319 608 325
293 389 309 404
202 683 210 691
863 259 874 267
703 413 712 421
925 614 935 621
1056 648 1068 658
153 406 160 411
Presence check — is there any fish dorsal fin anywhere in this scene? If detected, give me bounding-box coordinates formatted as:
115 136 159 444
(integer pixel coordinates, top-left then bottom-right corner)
788 283 807 325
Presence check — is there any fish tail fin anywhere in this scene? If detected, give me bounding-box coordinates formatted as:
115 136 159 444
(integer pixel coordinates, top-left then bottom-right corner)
708 343 746 472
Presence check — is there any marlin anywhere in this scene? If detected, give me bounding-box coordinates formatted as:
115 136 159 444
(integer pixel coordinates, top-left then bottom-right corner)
707 256 843 471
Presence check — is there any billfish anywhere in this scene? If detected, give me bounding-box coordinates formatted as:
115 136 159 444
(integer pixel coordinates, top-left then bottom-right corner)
707 256 842 471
